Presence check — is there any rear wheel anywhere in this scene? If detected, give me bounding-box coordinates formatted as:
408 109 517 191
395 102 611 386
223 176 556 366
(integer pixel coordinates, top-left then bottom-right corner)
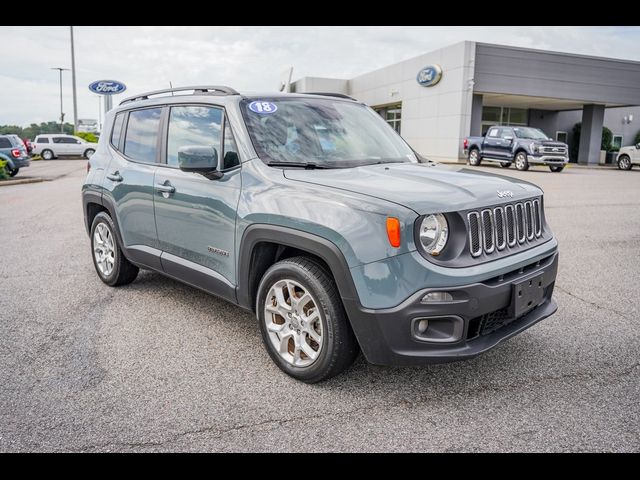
257 256 359 383
549 165 564 173
514 152 530 171
5 166 19 177
468 148 481 166
90 212 139 287
500 162 511 168
618 155 632 170
42 149 54 160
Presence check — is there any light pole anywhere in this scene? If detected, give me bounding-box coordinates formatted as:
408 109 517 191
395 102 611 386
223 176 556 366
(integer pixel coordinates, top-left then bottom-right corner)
70 26 78 133
51 67 69 133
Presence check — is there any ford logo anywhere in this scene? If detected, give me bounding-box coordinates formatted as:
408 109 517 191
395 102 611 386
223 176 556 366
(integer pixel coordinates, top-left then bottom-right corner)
416 65 443 87
88 80 127 95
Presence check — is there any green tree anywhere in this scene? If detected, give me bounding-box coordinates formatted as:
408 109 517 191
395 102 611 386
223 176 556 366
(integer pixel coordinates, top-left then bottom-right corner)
569 123 614 161
0 122 74 140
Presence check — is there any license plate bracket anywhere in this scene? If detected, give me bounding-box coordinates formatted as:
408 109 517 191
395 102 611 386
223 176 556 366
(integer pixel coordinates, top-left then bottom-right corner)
510 272 545 318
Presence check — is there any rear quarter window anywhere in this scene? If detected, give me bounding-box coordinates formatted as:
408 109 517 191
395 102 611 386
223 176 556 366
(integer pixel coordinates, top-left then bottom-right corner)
0 137 12 148
110 112 126 150
36 137 49 143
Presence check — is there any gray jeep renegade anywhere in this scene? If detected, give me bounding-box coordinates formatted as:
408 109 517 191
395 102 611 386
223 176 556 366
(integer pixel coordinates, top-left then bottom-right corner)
82 86 559 383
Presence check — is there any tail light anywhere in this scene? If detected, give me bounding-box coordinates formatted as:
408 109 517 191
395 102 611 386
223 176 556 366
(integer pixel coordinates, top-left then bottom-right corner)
11 148 20 158
463 138 468 149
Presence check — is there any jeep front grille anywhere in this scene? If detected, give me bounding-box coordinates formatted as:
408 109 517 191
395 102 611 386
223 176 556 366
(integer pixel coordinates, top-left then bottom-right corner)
467 199 542 257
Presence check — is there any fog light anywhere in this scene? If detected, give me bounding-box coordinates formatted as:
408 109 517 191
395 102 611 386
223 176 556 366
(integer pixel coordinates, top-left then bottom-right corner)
417 319 429 334
421 292 453 303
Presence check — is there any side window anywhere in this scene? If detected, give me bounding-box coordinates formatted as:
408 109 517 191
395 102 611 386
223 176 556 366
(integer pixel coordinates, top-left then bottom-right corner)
53 137 64 144
500 128 513 139
0 137 12 148
167 106 222 167
488 128 499 138
123 108 162 163
111 112 126 150
223 117 240 169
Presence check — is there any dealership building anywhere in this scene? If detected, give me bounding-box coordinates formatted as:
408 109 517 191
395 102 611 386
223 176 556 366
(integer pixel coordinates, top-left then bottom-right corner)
291 41 640 164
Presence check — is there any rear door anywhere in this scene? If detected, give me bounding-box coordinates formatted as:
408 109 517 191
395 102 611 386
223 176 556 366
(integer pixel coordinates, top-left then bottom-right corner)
153 104 242 300
102 107 162 268
482 127 502 159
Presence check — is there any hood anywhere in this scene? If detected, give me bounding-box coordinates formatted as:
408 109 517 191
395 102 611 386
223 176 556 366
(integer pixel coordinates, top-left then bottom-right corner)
283 163 542 214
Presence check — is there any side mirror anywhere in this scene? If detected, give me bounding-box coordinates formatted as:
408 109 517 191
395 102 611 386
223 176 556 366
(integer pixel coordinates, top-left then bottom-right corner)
178 146 222 179
636 143 640 150
503 136 514 142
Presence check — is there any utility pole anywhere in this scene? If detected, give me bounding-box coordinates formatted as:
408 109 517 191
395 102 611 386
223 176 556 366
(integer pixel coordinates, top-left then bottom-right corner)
70 26 78 134
51 67 69 133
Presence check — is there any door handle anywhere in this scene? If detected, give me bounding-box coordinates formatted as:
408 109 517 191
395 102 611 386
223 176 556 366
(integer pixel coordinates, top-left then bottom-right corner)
156 181 175 197
106 171 123 182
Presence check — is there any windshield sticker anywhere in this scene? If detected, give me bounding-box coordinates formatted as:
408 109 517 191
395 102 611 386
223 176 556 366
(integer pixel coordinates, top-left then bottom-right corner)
249 101 278 115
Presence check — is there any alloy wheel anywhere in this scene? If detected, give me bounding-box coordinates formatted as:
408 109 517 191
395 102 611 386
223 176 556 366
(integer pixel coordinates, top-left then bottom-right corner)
93 223 115 277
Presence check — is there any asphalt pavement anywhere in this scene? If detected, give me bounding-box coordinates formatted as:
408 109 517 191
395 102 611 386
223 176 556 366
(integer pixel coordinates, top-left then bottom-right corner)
0 161 638 452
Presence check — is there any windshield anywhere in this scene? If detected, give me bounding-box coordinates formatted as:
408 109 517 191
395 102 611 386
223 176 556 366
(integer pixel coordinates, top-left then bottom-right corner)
513 127 549 140
241 97 417 168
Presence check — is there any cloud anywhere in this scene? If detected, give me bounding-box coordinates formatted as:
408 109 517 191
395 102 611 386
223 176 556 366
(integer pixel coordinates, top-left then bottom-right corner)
1 26 639 126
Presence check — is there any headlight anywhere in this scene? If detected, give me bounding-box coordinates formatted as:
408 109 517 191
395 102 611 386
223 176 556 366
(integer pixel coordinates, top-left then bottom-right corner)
418 214 448 256
529 142 538 153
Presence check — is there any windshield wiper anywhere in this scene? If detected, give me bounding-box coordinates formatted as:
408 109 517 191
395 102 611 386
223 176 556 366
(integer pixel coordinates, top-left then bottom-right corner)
266 161 329 169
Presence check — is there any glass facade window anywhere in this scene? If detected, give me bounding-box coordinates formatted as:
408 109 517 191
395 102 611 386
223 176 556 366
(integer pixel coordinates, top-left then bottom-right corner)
482 106 529 134
374 104 402 134
612 135 623 150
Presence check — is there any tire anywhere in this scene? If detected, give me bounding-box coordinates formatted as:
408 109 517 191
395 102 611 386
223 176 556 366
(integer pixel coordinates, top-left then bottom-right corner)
514 151 530 171
618 155 632 171
500 162 511 168
256 256 359 383
41 149 54 160
549 165 565 173
84 149 95 159
90 211 139 287
468 148 481 166
6 166 19 177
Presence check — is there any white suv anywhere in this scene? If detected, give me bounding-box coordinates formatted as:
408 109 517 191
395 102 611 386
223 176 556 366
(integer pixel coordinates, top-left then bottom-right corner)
32 134 98 160
616 142 640 170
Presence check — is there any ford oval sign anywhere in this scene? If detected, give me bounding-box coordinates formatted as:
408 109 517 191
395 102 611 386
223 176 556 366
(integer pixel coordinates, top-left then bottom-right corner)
416 65 443 87
88 80 127 96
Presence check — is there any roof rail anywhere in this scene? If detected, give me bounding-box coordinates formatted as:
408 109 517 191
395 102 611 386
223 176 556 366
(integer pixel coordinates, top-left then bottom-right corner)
119 85 239 106
306 92 357 101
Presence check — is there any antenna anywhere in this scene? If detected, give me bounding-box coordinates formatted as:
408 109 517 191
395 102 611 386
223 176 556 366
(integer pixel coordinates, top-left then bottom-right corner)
169 81 174 96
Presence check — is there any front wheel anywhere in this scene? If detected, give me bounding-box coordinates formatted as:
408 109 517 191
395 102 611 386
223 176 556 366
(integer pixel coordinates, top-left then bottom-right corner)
500 162 511 168
618 155 632 170
257 256 359 383
549 165 565 173
468 149 481 166
514 152 530 171
90 212 139 287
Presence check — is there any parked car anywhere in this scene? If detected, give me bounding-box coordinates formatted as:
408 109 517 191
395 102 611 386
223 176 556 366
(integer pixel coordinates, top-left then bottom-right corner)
0 134 31 177
616 143 640 170
82 86 559 382
464 126 569 172
32 134 98 160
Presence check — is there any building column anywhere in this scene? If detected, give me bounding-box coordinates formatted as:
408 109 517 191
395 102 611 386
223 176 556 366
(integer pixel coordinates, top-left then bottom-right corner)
470 94 483 136
578 104 605 165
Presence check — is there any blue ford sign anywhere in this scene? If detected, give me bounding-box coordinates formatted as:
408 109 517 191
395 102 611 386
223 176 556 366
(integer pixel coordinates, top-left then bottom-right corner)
416 65 443 87
88 80 127 95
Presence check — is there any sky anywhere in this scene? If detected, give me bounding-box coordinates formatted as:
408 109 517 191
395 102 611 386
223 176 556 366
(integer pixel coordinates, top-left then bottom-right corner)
1 26 640 128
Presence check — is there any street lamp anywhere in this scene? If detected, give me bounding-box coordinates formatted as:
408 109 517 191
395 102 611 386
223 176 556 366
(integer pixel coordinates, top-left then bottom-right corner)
51 67 70 133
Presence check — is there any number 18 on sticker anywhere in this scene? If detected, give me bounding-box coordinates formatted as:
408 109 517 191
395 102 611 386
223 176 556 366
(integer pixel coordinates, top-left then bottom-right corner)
249 101 278 114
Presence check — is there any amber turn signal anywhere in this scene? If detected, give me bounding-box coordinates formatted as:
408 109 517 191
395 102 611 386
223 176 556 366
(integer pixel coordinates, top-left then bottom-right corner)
386 217 401 248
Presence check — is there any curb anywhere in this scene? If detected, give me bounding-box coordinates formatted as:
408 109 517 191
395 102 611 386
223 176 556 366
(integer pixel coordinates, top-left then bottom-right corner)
0 177 49 187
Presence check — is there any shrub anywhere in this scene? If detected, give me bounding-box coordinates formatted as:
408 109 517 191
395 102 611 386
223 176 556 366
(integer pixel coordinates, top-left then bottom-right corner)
74 132 98 143
569 123 615 161
0 159 8 181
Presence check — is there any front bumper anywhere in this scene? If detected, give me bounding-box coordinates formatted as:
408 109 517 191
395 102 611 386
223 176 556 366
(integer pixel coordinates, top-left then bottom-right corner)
527 154 568 165
344 251 558 366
